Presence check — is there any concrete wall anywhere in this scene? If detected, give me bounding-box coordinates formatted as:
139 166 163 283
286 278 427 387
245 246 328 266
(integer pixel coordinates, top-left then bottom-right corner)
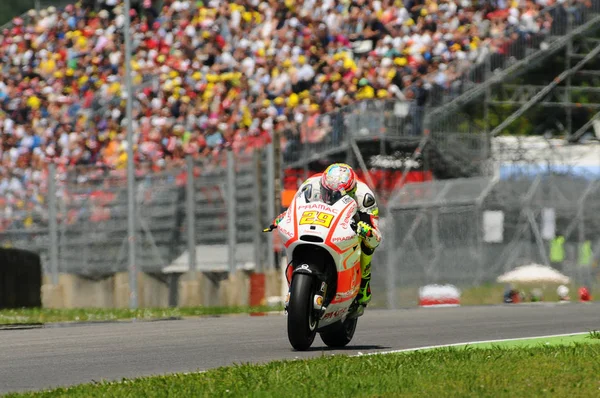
42 269 284 309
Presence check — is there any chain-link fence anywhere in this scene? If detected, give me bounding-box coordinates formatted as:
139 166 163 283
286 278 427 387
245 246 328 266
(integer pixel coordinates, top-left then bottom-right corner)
55 163 183 276
282 99 423 170
280 98 491 208
177 150 273 274
0 148 277 288
378 174 600 308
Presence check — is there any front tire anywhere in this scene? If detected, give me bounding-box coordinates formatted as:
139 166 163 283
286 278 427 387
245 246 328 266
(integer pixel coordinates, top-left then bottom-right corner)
319 318 358 348
287 273 317 351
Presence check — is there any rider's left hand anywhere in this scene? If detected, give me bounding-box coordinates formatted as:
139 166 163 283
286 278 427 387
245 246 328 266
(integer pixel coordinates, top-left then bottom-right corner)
356 221 374 239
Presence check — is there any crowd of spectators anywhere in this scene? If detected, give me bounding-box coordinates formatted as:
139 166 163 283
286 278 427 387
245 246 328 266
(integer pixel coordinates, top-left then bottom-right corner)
0 0 586 231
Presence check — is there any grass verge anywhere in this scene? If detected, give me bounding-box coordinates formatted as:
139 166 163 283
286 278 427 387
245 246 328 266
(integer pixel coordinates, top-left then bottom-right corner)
0 305 283 325
8 343 600 397
437 331 600 350
589 330 600 339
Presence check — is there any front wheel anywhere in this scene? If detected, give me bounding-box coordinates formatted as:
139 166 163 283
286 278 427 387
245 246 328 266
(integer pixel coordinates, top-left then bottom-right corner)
287 273 318 351
319 318 358 348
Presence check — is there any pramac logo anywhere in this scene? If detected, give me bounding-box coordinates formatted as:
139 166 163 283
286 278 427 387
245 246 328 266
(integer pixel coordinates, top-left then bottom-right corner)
298 203 339 213
332 235 354 243
339 202 357 229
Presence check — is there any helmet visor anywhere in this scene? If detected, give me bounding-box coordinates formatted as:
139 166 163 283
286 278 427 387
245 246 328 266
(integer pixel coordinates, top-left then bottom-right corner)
320 184 343 205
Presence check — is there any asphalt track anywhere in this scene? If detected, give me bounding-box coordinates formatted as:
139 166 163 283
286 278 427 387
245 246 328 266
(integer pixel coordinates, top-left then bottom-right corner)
1 303 599 394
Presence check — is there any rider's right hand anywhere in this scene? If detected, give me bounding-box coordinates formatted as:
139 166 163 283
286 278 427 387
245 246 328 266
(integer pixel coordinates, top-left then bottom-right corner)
265 212 285 232
273 211 286 227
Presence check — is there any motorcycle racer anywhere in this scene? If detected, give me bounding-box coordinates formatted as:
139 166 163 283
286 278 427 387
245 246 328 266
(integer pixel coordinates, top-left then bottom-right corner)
273 163 382 307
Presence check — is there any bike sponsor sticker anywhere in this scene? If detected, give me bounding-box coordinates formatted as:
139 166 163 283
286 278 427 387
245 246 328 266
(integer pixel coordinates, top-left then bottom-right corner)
334 285 360 301
323 307 347 320
279 226 294 238
339 203 357 229
299 210 335 228
298 203 339 213
332 235 354 243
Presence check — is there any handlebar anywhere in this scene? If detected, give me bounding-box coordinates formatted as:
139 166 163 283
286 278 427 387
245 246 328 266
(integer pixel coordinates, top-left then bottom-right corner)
263 224 276 233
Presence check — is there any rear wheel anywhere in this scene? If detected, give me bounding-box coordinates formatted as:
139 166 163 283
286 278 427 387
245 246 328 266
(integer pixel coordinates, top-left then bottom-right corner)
319 318 358 348
287 273 317 351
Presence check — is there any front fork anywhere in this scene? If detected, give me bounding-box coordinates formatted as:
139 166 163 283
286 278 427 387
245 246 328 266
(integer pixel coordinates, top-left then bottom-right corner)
312 280 328 318
284 276 364 320
284 273 328 319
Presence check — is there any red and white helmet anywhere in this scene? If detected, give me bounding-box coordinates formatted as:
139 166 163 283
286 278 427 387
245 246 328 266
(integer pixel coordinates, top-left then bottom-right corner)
320 163 357 205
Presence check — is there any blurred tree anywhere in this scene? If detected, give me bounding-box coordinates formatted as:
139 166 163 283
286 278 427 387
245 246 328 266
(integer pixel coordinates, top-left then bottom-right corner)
0 0 37 26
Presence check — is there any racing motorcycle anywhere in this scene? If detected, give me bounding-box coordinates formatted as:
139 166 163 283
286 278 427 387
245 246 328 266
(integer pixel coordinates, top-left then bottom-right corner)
264 190 365 351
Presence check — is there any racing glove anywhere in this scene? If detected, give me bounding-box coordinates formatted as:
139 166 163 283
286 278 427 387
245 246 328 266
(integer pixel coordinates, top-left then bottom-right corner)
356 221 381 250
264 211 287 232
273 211 286 227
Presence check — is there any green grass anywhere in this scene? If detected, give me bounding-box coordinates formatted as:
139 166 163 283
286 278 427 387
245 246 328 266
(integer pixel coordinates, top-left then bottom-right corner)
588 330 600 340
0 305 283 326
453 332 600 350
8 344 600 397
460 283 509 305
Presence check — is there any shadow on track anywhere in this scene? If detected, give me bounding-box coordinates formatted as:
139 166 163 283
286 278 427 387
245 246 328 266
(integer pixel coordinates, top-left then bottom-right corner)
302 344 391 352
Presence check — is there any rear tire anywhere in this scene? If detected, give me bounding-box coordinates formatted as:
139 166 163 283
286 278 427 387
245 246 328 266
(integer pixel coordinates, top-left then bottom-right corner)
287 273 317 351
319 318 358 348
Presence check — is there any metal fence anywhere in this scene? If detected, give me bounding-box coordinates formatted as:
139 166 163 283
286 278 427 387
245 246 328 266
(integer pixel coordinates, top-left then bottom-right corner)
378 174 600 308
279 99 439 215
281 98 491 201
282 99 423 169
0 148 276 285
56 162 182 276
4 115 599 309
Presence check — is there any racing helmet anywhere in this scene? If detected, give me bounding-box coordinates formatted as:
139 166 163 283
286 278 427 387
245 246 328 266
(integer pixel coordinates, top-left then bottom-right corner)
320 163 357 205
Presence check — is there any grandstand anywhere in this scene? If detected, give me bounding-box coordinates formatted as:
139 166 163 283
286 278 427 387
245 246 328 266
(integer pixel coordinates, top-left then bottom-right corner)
1 0 581 184
1 0 600 287
425 0 600 176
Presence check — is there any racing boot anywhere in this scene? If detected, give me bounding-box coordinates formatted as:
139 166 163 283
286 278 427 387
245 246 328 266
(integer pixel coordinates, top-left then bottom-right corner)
356 252 372 306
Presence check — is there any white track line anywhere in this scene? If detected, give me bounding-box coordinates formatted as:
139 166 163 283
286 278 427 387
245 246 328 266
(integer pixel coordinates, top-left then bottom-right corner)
355 331 591 357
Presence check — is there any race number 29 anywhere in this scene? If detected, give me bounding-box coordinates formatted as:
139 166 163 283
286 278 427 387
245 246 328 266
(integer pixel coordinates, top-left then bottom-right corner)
299 211 334 228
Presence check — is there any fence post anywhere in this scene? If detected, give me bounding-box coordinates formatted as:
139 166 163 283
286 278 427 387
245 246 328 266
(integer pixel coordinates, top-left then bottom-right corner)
48 163 59 285
266 143 275 271
227 150 237 274
186 156 196 279
124 0 138 309
253 150 263 273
